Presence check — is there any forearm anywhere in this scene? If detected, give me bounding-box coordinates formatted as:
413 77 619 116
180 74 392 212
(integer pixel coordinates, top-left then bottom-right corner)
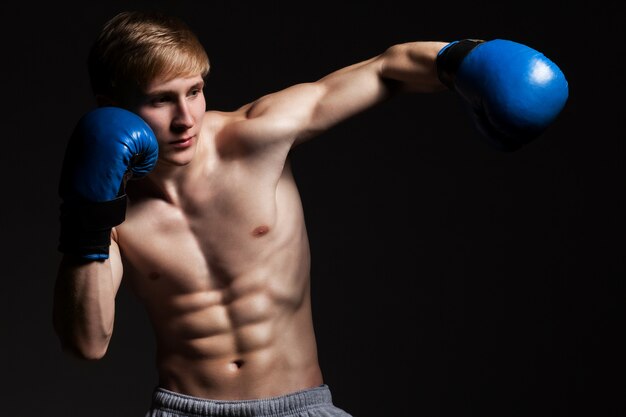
53 256 118 360
380 41 449 93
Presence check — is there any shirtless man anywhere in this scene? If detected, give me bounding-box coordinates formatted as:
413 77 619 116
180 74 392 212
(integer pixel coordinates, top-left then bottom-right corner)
52 10 568 417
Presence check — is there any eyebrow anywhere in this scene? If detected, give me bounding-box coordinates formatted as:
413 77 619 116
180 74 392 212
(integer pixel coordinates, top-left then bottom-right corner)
146 81 205 97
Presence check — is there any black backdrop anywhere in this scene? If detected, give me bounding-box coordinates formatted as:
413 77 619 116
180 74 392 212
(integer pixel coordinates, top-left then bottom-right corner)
1 1 624 416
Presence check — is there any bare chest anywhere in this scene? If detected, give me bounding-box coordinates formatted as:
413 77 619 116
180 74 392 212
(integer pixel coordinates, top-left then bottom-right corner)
116 170 307 298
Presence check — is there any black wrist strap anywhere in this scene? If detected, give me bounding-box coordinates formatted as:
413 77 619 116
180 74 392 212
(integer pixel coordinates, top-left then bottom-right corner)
58 195 127 257
436 39 484 90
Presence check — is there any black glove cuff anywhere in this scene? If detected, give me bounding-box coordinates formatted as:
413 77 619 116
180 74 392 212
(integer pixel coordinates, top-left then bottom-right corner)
436 39 485 90
58 195 127 257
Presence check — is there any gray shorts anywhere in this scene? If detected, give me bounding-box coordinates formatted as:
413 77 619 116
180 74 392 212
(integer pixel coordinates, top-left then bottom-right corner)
145 384 353 417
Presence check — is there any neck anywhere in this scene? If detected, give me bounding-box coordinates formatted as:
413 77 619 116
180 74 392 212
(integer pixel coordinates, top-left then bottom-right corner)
131 135 210 205
129 153 198 207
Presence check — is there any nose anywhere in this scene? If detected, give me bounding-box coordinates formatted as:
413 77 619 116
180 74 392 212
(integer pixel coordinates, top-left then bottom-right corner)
172 100 194 131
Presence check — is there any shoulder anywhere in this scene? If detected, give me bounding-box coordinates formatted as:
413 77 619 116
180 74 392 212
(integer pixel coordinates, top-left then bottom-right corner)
200 108 251 138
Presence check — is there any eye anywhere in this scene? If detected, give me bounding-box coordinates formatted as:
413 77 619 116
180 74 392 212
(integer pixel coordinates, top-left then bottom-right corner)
151 96 170 106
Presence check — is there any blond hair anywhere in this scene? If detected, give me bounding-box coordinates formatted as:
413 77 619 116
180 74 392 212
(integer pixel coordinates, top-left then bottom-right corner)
88 11 210 100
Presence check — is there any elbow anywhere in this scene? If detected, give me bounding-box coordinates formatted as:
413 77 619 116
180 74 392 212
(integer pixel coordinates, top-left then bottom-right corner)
69 342 109 361
59 336 110 361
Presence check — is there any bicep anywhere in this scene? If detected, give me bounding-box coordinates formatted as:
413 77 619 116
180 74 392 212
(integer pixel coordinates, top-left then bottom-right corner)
286 56 391 144
233 56 389 148
306 56 392 137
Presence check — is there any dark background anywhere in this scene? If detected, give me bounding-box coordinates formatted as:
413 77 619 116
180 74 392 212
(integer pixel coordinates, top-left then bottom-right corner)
1 1 624 416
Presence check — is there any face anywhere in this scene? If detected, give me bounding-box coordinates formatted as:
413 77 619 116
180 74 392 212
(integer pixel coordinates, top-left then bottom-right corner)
127 74 206 168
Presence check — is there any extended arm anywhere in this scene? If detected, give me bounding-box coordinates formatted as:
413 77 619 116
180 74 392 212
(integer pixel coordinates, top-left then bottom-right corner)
300 40 448 141
235 38 567 152
232 41 447 147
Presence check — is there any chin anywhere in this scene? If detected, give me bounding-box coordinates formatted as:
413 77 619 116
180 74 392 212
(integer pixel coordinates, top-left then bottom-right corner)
153 155 191 169
165 157 194 167
159 148 196 167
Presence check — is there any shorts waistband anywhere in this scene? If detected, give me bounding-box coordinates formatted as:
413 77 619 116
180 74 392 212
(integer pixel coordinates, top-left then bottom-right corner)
151 384 333 417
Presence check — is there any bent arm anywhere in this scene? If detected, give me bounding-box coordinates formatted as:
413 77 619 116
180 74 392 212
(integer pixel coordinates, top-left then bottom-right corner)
52 235 123 360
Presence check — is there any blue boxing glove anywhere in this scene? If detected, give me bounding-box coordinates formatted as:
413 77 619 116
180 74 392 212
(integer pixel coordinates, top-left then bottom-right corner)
436 39 569 151
58 107 158 260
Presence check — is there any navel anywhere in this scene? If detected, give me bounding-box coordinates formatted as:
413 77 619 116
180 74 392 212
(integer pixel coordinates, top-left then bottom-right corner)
229 359 245 370
252 225 270 237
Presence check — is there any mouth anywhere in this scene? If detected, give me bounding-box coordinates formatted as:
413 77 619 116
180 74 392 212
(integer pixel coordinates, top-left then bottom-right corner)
170 136 194 148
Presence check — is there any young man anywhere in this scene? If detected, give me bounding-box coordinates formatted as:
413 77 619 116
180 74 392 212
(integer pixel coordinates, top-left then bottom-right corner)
53 10 568 417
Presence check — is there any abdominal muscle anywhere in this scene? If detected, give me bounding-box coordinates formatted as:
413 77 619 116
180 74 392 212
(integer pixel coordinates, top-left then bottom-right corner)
151 280 323 400
119 172 323 400
140 261 324 400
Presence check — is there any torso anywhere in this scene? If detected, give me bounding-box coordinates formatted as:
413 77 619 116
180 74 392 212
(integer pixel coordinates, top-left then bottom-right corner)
116 111 323 400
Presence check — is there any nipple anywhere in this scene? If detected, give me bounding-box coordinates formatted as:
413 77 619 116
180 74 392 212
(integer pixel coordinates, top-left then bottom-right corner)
252 225 270 237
